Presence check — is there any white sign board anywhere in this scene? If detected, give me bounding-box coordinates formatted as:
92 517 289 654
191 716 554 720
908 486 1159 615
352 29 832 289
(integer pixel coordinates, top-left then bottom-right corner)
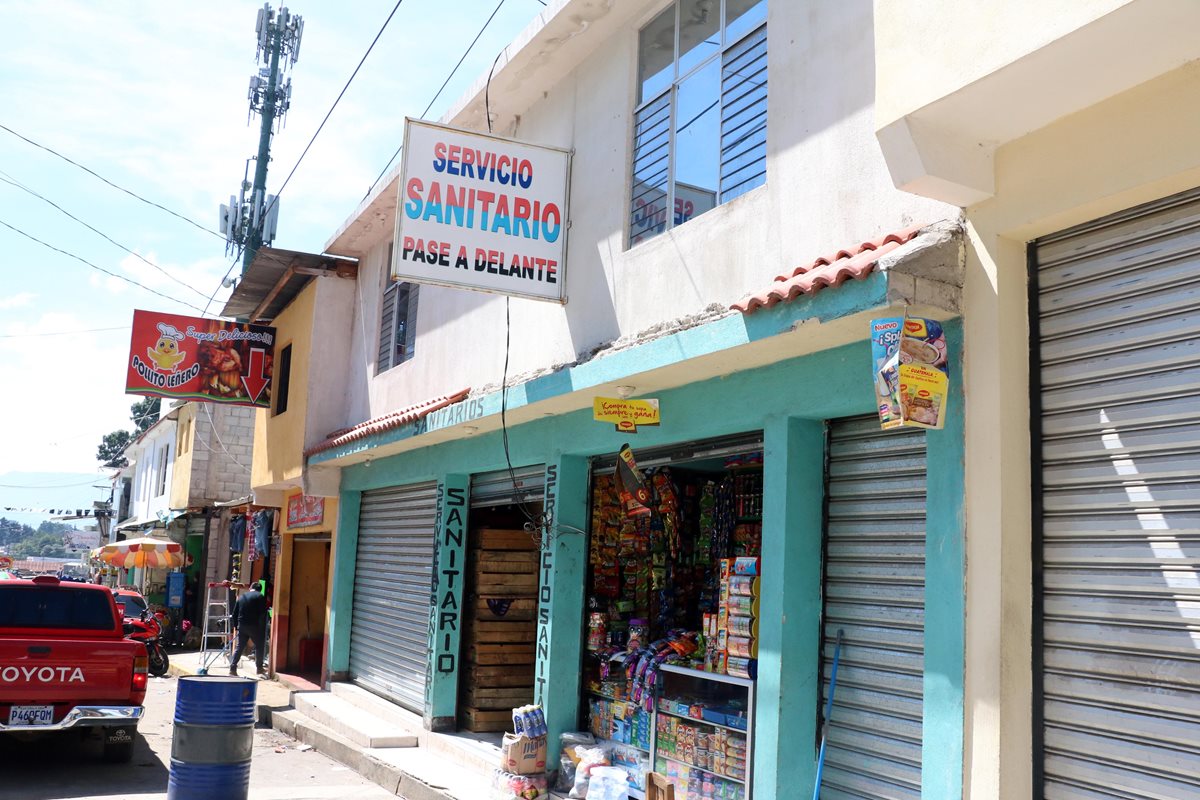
392 119 572 303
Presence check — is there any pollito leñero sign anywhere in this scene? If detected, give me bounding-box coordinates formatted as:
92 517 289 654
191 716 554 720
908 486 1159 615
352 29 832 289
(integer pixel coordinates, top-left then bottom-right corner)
125 310 276 409
392 118 572 303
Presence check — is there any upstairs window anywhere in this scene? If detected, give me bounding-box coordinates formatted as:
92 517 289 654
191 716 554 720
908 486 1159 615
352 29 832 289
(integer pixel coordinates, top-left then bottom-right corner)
274 344 292 416
155 445 169 497
378 242 420 375
630 0 768 247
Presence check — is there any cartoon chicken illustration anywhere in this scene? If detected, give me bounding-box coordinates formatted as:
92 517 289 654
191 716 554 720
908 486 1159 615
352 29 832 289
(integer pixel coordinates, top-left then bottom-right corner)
146 322 187 371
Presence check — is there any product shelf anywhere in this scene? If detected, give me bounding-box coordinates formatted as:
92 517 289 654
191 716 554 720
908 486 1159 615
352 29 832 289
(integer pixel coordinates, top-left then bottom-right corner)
659 663 755 688
656 706 748 734
655 753 746 786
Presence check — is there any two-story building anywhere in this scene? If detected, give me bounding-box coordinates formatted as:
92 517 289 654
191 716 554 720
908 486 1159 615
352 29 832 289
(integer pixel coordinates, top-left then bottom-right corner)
112 399 257 626
237 2 975 798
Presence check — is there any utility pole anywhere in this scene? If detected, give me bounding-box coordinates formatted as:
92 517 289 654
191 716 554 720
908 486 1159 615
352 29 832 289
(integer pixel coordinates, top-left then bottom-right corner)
219 4 303 273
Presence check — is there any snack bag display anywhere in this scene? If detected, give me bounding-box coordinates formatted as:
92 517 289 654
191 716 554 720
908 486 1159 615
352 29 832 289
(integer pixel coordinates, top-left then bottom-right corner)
871 316 949 430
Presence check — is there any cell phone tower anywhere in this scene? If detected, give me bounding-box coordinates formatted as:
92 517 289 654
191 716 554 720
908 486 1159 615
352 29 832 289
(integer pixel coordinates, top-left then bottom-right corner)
219 4 304 272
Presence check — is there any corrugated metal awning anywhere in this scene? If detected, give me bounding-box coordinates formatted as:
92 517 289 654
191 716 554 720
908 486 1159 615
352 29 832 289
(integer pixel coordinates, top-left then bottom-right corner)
220 247 357 322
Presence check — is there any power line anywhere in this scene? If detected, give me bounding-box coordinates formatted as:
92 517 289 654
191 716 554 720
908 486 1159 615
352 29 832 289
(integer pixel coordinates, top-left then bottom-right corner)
0 122 225 241
203 249 243 317
368 0 510 195
0 217 207 314
255 0 408 242
0 478 105 490
0 326 128 338
0 170 211 303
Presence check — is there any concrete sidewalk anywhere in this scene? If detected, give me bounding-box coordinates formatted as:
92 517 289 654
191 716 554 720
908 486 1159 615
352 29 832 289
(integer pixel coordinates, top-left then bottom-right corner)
168 647 501 800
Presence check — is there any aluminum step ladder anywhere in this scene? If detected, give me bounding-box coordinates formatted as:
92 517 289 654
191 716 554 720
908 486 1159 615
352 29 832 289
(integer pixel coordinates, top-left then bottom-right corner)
197 581 238 675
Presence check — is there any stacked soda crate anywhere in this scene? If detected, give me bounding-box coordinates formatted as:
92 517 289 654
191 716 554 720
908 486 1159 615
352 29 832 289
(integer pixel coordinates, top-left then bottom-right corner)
460 527 540 732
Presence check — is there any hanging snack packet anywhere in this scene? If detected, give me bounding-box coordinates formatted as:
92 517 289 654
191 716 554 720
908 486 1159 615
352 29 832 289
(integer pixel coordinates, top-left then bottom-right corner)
615 444 652 517
871 316 949 430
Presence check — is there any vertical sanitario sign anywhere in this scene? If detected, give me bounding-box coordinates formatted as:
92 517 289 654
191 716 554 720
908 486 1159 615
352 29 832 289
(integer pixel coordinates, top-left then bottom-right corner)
392 118 572 303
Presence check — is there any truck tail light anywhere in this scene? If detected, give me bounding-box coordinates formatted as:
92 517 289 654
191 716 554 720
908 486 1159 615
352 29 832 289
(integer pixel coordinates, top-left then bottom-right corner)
132 655 148 691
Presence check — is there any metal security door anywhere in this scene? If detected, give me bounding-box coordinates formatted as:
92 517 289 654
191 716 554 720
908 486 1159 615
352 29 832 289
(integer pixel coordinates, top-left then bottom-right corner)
350 481 438 712
820 415 926 799
1033 188 1200 798
470 464 546 508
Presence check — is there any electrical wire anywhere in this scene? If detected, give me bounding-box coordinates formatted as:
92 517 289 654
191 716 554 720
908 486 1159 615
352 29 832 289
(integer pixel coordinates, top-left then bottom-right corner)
0 170 212 303
0 326 128 338
254 0 408 241
368 0 509 195
0 217 207 314
0 122 225 241
203 248 244 317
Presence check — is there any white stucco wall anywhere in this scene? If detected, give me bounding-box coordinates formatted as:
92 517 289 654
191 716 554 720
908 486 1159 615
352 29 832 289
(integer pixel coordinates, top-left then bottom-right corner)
126 419 175 525
334 0 955 427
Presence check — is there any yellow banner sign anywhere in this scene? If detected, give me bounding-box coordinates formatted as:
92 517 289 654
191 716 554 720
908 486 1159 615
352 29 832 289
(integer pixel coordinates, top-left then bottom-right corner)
593 397 660 433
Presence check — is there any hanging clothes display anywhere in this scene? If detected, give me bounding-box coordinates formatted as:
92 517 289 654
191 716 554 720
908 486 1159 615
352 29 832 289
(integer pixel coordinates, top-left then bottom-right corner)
252 510 272 560
229 513 247 553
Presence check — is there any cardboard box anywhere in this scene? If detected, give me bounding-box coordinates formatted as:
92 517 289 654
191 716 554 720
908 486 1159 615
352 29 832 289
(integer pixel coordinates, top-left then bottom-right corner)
501 733 547 775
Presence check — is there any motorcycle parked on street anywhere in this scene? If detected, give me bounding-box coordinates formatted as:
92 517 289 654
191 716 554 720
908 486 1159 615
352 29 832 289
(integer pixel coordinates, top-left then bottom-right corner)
123 609 170 677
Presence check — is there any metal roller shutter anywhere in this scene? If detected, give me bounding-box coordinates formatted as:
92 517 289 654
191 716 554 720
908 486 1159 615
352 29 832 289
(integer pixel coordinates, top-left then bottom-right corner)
350 481 438 712
1033 188 1200 799
820 415 926 800
470 464 546 508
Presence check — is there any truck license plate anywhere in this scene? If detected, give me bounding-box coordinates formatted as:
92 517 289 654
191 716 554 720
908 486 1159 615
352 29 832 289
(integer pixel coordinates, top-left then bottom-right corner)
8 705 54 726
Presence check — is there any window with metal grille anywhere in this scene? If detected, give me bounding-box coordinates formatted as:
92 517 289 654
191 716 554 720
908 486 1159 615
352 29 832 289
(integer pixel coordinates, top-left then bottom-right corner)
630 0 767 247
377 242 420 375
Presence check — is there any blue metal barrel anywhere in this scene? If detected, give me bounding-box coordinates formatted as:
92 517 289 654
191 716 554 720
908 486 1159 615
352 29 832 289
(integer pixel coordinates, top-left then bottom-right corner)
168 676 258 800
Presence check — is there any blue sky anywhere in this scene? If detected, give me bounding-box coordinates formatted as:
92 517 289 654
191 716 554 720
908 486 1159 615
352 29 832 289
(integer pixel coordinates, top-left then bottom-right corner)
0 0 543 500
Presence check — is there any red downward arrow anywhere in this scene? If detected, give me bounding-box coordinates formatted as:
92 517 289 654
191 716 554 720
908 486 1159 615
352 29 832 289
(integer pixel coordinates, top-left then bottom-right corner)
241 347 271 403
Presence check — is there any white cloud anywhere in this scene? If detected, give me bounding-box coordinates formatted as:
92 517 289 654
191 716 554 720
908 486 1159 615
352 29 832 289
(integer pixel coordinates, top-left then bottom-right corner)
0 292 35 309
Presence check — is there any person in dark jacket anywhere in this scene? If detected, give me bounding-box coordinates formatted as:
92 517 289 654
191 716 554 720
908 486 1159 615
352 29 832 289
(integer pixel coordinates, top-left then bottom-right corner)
229 581 269 676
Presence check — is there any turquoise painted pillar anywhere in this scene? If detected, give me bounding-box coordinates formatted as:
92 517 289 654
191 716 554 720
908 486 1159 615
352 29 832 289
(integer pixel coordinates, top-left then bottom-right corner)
534 456 588 748
755 417 825 800
426 474 469 731
328 490 361 681
922 321 966 799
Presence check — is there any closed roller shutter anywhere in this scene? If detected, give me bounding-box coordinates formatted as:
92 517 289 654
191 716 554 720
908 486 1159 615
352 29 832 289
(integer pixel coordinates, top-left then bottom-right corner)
350 481 438 712
470 465 546 508
820 415 926 799
1033 188 1200 799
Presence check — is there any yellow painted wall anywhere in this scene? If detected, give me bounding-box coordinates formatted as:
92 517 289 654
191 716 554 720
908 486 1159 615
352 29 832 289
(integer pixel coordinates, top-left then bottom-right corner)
873 0 1128 123
251 280 317 490
169 404 197 509
272 487 338 674
958 61 1200 800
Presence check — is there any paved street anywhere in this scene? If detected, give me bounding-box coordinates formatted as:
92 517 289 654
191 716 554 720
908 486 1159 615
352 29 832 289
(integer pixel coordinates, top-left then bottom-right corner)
0 674 398 800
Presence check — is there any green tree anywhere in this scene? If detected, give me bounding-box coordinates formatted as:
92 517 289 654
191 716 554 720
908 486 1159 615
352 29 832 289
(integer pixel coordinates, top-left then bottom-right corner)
131 396 160 434
36 521 72 536
96 396 160 468
0 518 35 548
97 429 133 469
10 532 70 558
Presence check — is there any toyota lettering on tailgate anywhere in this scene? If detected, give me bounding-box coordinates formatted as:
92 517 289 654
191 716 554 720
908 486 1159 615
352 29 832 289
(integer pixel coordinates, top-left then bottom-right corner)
1 666 85 683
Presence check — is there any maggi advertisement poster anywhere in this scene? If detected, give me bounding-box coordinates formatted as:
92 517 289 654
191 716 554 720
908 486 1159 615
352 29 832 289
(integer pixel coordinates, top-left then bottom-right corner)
871 316 949 430
393 118 572 303
125 310 276 409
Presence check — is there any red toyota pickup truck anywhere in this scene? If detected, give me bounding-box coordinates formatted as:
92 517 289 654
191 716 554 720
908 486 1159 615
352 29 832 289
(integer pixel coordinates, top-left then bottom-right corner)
0 575 148 761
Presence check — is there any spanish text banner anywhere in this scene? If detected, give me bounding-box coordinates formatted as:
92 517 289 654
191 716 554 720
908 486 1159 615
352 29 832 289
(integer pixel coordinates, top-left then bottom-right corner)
593 397 661 433
125 309 276 409
392 118 572 303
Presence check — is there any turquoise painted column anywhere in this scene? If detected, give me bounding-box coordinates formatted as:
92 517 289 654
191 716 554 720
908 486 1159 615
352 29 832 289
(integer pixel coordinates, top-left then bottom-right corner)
426 474 469 731
922 320 966 799
534 456 588 748
328 490 361 681
755 417 826 800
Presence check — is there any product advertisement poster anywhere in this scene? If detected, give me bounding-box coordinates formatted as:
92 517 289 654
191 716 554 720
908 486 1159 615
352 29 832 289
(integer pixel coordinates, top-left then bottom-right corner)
392 118 572 303
871 316 950 429
125 309 276 408
593 397 661 433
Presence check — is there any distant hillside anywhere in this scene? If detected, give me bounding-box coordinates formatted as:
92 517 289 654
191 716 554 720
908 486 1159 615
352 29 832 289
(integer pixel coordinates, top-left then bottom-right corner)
0 471 111 528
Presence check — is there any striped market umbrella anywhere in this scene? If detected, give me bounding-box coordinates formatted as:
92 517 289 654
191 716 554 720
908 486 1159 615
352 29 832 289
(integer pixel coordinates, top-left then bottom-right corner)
96 536 185 570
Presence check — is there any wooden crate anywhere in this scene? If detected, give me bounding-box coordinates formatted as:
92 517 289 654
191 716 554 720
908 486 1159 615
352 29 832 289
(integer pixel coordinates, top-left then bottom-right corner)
472 528 537 551
475 572 538 595
473 597 537 621
466 663 535 687
463 619 537 644
460 706 511 732
467 642 535 665
463 684 536 710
